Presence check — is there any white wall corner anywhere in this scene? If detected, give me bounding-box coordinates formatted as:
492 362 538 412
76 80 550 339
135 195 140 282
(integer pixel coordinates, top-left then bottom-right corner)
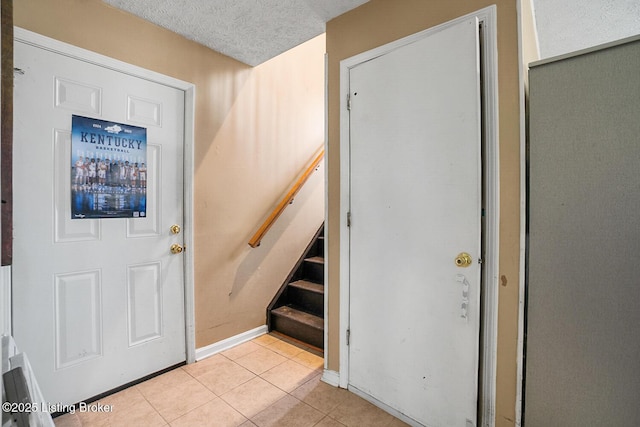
321 369 341 388
526 0 541 60
194 325 268 361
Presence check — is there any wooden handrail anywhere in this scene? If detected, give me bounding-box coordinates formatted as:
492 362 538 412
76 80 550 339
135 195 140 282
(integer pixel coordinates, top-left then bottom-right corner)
248 148 325 248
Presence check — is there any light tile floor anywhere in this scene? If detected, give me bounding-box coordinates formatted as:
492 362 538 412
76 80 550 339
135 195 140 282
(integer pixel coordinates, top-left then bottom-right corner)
54 333 409 426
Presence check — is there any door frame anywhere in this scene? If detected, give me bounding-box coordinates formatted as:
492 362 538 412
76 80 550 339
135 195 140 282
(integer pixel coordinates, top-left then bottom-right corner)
338 6 499 425
12 27 197 364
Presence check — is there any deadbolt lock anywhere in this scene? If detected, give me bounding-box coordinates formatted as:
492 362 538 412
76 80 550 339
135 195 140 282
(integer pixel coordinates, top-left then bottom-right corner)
455 252 472 268
170 244 184 254
170 224 181 234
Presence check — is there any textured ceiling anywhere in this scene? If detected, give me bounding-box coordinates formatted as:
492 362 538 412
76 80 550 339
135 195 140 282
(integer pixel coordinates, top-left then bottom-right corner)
103 0 640 66
533 0 640 58
102 0 369 66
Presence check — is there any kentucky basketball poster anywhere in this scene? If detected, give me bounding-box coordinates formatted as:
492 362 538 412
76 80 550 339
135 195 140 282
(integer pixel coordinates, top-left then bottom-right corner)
71 115 148 219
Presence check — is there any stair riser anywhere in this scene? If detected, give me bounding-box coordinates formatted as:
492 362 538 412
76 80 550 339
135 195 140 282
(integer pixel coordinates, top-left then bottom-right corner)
288 288 324 317
314 238 324 257
271 314 323 349
302 261 324 283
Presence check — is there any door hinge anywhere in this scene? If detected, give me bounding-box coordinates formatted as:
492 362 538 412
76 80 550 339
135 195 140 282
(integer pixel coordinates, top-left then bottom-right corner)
346 329 351 345
347 93 351 111
347 212 351 227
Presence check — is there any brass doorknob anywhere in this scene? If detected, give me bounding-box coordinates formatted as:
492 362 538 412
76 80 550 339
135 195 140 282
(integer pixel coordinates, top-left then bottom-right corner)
170 244 184 254
455 252 472 267
170 224 181 234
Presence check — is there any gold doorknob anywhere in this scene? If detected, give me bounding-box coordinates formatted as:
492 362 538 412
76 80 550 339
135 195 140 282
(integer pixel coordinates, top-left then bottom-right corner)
170 244 184 254
170 224 181 234
455 252 472 267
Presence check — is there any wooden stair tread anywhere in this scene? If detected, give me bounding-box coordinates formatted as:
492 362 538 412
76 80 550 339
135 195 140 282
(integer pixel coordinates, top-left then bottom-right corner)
289 280 324 294
271 306 323 330
267 224 324 349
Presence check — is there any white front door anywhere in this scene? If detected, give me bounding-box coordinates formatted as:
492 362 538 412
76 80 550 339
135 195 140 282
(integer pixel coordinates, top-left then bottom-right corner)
347 18 482 426
13 37 187 405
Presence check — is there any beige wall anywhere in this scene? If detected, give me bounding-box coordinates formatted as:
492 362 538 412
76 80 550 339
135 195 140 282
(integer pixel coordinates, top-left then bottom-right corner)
326 1 523 425
15 0 325 348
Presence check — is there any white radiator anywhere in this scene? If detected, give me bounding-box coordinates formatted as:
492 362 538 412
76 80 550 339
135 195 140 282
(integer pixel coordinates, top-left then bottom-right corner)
1 336 54 427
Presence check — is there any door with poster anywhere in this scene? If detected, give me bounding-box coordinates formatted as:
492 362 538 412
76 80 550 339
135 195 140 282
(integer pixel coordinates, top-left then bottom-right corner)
13 32 188 405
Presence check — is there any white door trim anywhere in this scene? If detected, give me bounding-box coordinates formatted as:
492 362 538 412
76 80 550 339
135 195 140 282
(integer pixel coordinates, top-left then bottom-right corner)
338 6 499 426
12 27 197 364
515 1 532 425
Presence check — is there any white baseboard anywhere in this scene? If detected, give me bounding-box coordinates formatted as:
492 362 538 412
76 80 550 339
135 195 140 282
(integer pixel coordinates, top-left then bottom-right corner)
194 325 268 361
321 369 341 387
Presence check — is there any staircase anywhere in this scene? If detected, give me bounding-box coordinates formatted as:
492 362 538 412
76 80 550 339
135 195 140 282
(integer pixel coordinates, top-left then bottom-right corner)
267 224 324 350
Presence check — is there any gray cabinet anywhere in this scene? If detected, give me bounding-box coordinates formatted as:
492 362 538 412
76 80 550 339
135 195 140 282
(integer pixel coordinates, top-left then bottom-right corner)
525 36 640 426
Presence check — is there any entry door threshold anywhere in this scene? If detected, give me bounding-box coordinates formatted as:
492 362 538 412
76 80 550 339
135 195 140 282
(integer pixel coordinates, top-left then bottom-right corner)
51 361 186 418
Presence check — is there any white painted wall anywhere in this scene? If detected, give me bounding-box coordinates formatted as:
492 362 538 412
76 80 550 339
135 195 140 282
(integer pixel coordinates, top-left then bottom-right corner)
533 0 640 58
0 26 7 338
0 267 10 337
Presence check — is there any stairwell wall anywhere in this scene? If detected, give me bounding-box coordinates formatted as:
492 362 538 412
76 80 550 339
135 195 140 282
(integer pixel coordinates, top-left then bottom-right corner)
14 0 325 348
